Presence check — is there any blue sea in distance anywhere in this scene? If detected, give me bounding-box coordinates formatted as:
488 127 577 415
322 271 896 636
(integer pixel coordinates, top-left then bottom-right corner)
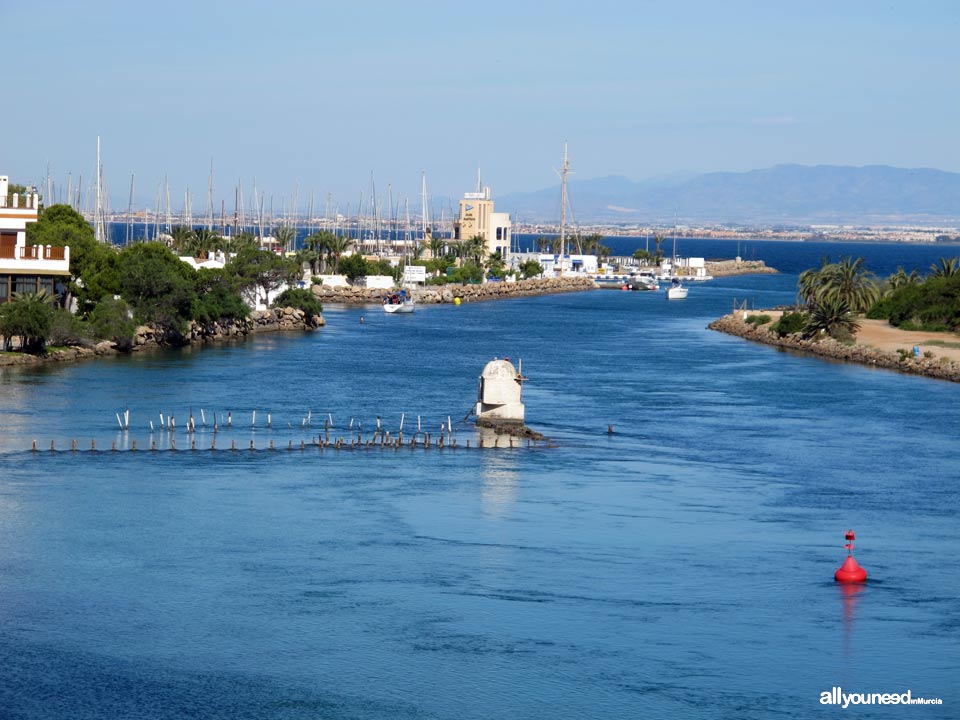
1 240 958 718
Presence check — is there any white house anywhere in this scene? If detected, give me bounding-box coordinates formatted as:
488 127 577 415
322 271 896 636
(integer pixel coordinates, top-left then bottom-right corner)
0 175 71 304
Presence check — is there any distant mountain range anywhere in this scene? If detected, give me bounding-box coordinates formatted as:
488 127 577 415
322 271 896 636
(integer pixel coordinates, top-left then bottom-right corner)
494 165 960 226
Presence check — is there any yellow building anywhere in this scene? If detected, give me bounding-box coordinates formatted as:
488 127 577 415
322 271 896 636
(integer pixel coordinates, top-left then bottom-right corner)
453 187 512 260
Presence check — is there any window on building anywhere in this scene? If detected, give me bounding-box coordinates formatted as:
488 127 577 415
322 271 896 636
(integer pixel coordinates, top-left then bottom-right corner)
0 275 9 302
40 276 55 294
14 275 38 295
496 227 502 240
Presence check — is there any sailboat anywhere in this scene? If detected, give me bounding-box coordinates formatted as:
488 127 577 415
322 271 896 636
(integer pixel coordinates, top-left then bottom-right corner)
665 232 688 299
666 277 688 300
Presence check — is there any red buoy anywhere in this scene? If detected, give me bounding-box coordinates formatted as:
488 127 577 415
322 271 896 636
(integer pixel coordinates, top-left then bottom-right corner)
834 529 868 583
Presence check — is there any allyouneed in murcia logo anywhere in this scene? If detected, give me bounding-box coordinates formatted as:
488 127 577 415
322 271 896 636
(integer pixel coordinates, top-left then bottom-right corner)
821 687 943 708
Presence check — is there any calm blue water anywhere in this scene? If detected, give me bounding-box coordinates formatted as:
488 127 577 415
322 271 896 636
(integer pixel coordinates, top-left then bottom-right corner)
1 252 958 718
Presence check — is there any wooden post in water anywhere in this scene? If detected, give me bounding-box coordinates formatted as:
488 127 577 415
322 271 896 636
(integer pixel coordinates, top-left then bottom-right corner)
32 440 37 452
50 440 55 452
90 439 96 452
250 440 255 451
131 440 137 451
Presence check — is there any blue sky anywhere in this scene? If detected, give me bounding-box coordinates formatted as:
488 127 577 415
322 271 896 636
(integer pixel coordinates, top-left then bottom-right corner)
4 0 959 214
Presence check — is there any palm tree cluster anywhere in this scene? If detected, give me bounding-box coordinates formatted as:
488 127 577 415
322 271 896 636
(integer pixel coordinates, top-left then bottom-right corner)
299 231 354 275
796 257 880 340
798 256 880 313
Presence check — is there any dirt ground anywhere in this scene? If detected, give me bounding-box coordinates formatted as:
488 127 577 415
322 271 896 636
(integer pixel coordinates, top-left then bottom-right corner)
751 311 960 362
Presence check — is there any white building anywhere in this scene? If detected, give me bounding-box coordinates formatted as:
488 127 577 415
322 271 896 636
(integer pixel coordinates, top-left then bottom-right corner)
0 176 71 304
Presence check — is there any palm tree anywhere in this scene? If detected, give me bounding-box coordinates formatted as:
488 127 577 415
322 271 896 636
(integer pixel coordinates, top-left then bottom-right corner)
193 228 217 258
0 289 57 353
302 232 331 274
428 235 446 260
273 226 297 254
465 235 487 265
803 295 861 341
885 266 920 294
325 235 354 274
930 257 959 278
169 225 197 255
798 256 879 313
653 234 665 265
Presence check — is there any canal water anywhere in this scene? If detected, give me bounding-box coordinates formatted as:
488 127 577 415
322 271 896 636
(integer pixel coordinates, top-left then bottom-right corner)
1 270 958 718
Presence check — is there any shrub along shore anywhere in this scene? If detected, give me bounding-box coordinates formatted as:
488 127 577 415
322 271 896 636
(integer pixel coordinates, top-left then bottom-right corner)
0 307 323 367
709 312 960 383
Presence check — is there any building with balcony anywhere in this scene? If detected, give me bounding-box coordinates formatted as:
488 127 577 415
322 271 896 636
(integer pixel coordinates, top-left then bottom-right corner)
0 175 71 304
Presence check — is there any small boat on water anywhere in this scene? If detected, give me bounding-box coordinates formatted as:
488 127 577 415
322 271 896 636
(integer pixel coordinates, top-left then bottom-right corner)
383 289 415 313
666 278 688 300
630 270 659 291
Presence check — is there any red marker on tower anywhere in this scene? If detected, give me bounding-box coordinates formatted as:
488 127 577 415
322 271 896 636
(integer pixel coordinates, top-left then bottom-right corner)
834 529 868 583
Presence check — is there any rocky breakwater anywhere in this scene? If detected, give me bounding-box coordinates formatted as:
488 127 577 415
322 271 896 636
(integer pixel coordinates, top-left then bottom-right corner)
704 259 777 277
313 276 597 305
709 313 960 383
134 307 324 347
0 307 323 367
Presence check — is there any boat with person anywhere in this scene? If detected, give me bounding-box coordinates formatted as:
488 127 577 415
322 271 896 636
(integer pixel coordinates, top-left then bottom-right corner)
383 288 415 313
666 278 688 300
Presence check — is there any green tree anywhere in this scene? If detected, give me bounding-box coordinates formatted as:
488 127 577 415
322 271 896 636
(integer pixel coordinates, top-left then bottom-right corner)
88 295 136 347
273 287 323 320
633 249 654 264
338 253 368 282
26 204 114 295
226 247 299 306
117 242 198 335
0 290 57 354
192 268 249 323
519 259 544 279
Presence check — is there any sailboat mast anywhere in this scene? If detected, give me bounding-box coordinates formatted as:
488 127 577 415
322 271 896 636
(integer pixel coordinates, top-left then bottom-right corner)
126 174 135 245
95 136 105 243
421 171 429 237
558 143 570 275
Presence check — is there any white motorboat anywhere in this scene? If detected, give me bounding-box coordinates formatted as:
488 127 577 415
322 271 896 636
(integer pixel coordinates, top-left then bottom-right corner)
630 270 660 291
383 289 415 313
666 278 688 300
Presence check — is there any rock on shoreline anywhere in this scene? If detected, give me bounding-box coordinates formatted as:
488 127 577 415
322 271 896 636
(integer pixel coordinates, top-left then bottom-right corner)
0 307 323 367
708 313 960 383
704 259 777 277
312 276 598 304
